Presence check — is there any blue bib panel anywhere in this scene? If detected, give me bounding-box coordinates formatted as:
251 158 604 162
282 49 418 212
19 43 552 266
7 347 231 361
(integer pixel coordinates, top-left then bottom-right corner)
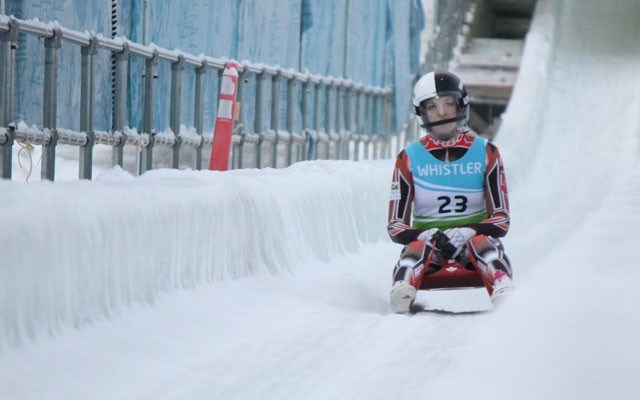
405 136 488 229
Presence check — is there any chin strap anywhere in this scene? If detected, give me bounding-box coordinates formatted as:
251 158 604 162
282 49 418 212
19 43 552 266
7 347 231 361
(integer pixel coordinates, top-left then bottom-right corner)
421 114 466 129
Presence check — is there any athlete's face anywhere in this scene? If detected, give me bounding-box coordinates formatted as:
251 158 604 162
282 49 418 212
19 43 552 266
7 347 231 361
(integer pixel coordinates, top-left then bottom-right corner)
424 96 458 139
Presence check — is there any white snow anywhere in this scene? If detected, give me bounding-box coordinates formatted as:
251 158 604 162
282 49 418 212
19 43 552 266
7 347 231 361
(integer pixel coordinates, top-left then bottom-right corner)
2 0 640 399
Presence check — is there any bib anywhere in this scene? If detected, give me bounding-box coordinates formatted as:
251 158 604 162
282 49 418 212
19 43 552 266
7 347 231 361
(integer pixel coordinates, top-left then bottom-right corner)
405 136 488 230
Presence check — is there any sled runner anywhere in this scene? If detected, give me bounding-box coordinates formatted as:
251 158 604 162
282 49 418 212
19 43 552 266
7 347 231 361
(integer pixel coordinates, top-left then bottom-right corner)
413 259 492 313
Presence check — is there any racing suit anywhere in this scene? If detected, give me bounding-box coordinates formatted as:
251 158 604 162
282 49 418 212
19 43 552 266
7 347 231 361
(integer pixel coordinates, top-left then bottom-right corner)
387 130 512 293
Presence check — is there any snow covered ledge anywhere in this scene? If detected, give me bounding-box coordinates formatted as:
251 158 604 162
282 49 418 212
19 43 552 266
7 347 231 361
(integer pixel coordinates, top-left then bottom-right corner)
0 160 392 350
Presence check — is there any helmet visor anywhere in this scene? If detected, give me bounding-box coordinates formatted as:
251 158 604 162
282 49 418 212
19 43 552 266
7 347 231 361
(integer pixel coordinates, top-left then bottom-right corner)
417 91 462 116
417 91 468 132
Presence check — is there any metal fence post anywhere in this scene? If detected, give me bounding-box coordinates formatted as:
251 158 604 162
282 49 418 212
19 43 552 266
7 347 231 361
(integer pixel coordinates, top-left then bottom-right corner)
324 82 332 159
194 62 206 170
270 71 280 168
380 94 386 158
311 80 320 160
254 69 265 168
170 54 184 169
112 43 129 168
42 27 62 181
344 83 354 160
343 83 352 160
371 94 379 159
79 35 97 179
363 90 372 160
300 78 310 161
285 75 295 166
334 82 343 159
139 50 158 174
353 86 362 161
0 17 17 179
232 68 246 170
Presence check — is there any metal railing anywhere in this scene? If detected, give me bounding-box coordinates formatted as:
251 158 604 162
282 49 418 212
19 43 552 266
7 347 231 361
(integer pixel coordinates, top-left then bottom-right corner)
0 15 396 181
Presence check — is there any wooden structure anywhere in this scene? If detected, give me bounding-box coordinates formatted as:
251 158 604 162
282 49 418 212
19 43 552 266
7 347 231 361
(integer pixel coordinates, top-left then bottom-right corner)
450 0 537 137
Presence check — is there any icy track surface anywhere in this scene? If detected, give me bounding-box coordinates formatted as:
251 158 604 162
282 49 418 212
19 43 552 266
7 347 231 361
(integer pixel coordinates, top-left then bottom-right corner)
2 0 640 398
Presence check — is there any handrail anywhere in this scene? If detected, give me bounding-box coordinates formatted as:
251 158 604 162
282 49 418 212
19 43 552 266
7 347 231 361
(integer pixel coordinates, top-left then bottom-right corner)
0 14 397 181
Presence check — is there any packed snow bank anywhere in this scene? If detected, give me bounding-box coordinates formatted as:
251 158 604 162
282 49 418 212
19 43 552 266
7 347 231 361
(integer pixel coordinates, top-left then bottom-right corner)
495 0 640 273
0 160 391 350
433 160 640 400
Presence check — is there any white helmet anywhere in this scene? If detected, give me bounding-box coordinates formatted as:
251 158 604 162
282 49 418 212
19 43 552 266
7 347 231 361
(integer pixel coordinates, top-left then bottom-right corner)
413 71 469 133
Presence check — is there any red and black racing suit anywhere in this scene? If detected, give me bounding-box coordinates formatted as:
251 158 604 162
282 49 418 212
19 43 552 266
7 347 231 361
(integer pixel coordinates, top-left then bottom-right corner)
387 130 512 292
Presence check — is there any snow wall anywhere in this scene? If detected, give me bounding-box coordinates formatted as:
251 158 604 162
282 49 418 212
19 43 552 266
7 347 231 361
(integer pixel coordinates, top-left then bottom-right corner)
431 0 640 397
495 0 640 267
5 0 639 355
4 0 424 133
0 160 392 350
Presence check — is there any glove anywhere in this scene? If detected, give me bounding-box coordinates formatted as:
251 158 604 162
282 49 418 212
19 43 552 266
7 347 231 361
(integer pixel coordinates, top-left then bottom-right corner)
417 228 439 243
443 227 476 258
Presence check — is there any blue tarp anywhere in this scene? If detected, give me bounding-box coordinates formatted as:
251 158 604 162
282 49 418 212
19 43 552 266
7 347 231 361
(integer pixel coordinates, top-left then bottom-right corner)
6 0 423 134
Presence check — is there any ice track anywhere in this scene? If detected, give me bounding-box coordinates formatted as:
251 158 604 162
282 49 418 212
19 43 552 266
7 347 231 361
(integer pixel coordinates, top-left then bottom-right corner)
2 0 640 398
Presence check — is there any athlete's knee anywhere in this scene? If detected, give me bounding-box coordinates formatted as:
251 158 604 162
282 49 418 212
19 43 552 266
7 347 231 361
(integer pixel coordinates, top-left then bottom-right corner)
393 240 435 284
468 235 502 256
397 240 427 263
467 235 512 275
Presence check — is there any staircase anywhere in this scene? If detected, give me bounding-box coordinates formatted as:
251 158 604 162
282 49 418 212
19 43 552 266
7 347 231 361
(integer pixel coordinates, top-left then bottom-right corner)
450 0 537 137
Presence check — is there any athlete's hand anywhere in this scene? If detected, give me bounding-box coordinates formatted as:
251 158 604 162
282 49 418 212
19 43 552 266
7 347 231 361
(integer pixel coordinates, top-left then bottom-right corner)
417 228 438 243
444 227 476 258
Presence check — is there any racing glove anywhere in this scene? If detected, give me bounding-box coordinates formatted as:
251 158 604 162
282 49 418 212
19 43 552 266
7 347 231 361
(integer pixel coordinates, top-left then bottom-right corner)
444 227 476 258
417 228 439 243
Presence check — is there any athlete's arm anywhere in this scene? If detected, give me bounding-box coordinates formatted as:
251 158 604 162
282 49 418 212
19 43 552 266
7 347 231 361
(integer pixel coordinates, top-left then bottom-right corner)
468 142 510 237
387 150 422 244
